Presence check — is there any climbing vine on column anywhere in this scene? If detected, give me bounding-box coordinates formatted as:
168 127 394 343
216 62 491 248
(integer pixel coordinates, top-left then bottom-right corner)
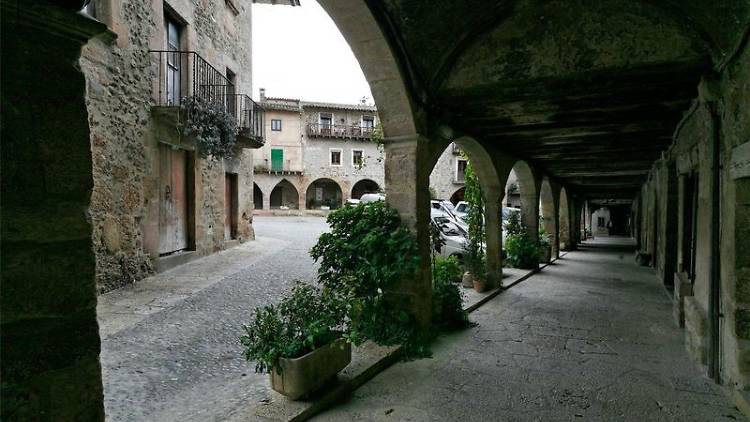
464 159 486 277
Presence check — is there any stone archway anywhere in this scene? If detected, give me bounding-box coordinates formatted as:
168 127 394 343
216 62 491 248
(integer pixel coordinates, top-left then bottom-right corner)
539 178 559 260
270 179 300 209
351 179 380 200
306 178 343 210
253 183 263 210
558 186 572 250
506 160 541 250
449 187 465 205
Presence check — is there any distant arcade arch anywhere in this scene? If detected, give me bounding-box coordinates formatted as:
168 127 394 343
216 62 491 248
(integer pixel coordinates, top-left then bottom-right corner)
450 187 465 205
351 179 380 200
306 178 343 210
270 179 299 209
253 183 263 210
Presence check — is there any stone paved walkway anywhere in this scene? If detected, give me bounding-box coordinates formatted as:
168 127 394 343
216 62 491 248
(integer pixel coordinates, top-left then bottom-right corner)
98 217 328 422
315 237 742 421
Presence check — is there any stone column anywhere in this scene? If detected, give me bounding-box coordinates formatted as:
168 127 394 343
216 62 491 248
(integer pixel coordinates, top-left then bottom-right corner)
520 189 540 251
484 190 503 287
384 136 432 330
1 2 107 420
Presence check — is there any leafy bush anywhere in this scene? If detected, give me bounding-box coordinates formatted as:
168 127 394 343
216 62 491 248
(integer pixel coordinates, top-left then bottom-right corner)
432 256 469 329
180 96 237 159
463 160 486 278
240 282 345 374
433 256 462 284
310 201 426 355
504 212 540 269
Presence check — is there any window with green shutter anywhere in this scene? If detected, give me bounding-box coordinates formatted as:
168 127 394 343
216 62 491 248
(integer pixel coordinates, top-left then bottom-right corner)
271 149 284 172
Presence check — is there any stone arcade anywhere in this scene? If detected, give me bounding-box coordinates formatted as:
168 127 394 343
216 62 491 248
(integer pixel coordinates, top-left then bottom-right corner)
1 0 748 419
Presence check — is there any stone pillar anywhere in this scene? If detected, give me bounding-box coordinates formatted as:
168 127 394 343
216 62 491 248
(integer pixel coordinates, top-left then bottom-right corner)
484 190 502 287
558 189 571 251
384 136 432 329
1 2 107 420
520 188 540 250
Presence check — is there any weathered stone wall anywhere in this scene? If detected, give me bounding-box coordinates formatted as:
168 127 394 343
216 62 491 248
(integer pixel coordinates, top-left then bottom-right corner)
80 0 255 293
638 33 750 389
1 3 107 419
429 147 464 201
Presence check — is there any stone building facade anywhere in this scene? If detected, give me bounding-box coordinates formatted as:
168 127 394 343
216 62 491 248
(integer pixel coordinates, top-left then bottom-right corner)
429 144 520 207
253 91 384 213
79 0 265 293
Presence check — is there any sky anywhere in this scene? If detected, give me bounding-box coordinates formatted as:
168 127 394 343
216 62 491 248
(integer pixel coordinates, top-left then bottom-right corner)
252 0 374 105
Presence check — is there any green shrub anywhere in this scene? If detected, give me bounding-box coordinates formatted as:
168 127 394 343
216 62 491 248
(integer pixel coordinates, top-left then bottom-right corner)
433 256 462 284
432 256 469 329
179 96 237 159
463 160 486 277
504 212 540 269
240 282 345 374
310 202 427 356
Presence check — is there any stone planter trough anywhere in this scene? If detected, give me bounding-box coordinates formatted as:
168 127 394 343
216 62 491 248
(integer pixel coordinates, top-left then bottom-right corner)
270 339 351 400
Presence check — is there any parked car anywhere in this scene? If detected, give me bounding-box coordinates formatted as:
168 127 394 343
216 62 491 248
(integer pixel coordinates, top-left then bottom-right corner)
359 193 385 203
453 201 468 218
346 198 361 205
431 209 468 260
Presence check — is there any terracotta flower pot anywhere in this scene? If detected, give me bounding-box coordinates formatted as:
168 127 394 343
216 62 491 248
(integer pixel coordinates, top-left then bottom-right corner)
473 278 487 293
270 339 351 400
462 271 474 288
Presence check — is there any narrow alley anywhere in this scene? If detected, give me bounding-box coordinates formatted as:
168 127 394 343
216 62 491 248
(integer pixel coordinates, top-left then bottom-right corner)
315 238 742 421
97 217 327 422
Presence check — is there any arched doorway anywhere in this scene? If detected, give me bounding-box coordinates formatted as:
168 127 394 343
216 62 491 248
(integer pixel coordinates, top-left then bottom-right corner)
449 187 465 205
539 178 559 259
351 179 380 200
558 186 571 250
253 183 263 210
306 178 343 210
506 160 540 249
270 179 299 209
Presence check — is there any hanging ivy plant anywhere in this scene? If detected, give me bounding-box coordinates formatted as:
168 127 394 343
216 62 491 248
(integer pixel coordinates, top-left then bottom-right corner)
179 96 237 159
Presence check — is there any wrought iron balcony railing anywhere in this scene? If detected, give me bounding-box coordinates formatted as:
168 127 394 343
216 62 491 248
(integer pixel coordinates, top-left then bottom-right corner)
306 123 374 140
150 50 265 141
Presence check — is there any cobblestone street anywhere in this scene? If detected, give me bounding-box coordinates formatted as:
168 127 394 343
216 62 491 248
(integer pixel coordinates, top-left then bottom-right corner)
97 217 329 422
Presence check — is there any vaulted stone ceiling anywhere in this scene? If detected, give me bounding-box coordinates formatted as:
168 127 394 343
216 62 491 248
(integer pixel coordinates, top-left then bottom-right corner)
366 0 750 200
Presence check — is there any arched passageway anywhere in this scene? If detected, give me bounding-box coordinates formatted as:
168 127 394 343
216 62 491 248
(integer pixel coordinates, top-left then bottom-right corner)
558 187 571 251
351 179 380 200
449 187 465 205
507 160 540 249
539 178 559 260
306 178 343 210
253 183 263 210
270 179 299 209
428 137 504 287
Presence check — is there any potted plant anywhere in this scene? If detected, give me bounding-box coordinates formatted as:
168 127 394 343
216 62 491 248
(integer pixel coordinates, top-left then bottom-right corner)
462 160 487 291
432 256 469 330
504 212 540 269
539 227 551 264
241 283 350 400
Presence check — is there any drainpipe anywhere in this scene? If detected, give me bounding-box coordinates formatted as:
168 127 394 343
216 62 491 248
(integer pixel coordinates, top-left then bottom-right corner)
703 76 722 382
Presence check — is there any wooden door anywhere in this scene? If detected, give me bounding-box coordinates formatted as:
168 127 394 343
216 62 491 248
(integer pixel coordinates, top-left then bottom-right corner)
159 146 189 255
225 173 238 240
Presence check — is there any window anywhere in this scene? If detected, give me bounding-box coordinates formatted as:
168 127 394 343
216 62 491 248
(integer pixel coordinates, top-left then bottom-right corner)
271 119 282 131
456 159 468 183
597 217 605 228
164 12 183 106
352 150 364 167
271 149 284 172
362 115 375 129
330 149 342 166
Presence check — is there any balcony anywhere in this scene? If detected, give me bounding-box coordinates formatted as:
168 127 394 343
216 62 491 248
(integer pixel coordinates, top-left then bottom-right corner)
306 123 374 140
149 50 265 149
254 159 303 175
